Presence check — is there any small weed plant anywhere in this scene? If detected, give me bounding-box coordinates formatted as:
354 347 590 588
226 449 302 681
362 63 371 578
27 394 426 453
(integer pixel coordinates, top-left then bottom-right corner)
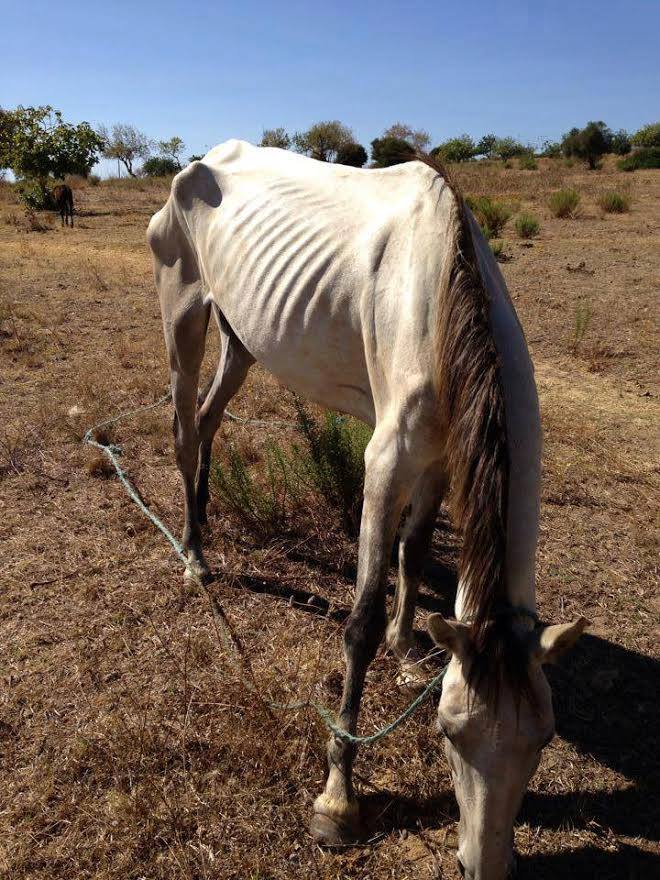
514 213 540 238
573 299 592 351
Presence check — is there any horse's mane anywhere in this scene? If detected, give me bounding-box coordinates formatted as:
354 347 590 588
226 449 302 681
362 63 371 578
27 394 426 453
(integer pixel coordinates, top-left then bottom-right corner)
414 154 531 702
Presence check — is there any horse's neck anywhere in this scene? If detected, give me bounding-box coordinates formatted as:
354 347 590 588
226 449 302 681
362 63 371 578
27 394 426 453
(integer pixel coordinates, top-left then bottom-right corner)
455 218 542 621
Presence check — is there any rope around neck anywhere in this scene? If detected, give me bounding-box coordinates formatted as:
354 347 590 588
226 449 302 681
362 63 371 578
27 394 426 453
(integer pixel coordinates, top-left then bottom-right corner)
82 391 447 746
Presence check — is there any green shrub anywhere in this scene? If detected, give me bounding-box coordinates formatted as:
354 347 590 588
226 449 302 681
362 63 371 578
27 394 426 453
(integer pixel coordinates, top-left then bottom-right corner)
141 156 179 177
209 402 371 538
431 134 476 163
292 400 370 537
514 213 540 238
617 147 660 171
466 195 512 238
597 191 630 213
549 188 580 218
210 441 294 534
518 154 538 170
16 179 54 210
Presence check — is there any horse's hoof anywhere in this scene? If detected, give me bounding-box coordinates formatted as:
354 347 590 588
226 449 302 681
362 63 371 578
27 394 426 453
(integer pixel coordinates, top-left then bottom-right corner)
310 810 361 847
396 662 430 693
184 560 211 584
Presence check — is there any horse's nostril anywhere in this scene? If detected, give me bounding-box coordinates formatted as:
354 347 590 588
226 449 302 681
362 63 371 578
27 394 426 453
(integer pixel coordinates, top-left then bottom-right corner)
456 856 466 877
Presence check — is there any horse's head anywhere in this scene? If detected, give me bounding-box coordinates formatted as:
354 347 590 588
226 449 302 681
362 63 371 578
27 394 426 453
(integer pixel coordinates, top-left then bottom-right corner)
427 613 588 880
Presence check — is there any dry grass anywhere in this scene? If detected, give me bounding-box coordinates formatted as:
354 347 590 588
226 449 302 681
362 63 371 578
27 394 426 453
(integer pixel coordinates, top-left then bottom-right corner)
0 162 659 879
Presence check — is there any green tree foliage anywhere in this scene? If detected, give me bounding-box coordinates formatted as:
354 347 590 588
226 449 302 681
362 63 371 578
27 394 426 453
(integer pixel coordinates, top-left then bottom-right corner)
382 122 430 152
157 136 185 169
610 129 631 156
492 137 529 161
187 154 204 163
540 140 562 158
98 123 151 177
142 156 179 177
562 121 612 169
475 133 497 158
0 105 103 181
631 122 660 149
335 142 368 167
293 120 354 162
370 136 415 168
432 134 476 162
260 127 291 149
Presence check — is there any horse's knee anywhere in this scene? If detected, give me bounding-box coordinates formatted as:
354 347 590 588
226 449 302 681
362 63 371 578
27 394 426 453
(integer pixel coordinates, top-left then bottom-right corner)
344 599 387 661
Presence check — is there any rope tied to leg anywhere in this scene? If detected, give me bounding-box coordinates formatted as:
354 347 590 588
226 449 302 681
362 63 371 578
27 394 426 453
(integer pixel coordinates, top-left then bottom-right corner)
82 390 448 746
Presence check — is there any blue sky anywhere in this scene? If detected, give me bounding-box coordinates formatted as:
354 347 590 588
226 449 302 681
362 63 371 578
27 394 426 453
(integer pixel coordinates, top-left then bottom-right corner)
2 0 658 172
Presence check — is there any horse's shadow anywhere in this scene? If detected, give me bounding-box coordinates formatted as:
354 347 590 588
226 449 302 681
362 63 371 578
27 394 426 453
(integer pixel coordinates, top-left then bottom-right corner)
518 843 659 880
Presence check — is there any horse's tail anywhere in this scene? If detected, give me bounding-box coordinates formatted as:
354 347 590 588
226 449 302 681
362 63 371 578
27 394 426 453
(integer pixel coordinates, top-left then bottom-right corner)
420 156 509 649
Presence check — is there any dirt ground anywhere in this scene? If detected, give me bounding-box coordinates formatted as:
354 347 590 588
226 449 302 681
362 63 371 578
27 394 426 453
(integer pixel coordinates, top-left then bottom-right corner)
0 157 658 879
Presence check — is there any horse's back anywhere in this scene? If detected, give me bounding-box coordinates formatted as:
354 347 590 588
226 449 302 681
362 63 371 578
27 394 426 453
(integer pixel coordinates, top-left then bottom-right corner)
150 141 455 423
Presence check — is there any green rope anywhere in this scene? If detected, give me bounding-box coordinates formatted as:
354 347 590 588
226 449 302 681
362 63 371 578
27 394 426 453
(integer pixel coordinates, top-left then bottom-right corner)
82 392 450 747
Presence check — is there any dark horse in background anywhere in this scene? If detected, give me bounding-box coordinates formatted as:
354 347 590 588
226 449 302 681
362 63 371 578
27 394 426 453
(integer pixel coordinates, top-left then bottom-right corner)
52 184 74 227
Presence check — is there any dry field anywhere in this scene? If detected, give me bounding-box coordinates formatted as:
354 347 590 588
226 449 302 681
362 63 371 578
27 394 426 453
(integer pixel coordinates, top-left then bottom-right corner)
0 158 658 879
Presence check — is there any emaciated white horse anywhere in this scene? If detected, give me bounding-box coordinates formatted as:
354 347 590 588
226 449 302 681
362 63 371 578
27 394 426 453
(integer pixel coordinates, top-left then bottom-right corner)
148 140 588 880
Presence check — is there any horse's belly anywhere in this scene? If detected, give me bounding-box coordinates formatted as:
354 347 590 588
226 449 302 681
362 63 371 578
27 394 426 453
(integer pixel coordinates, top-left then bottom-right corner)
206 217 374 422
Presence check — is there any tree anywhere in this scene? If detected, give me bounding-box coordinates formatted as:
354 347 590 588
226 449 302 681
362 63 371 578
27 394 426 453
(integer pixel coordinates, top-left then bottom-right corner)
142 156 179 177
157 136 185 169
188 154 204 163
631 122 660 149
610 130 631 156
99 123 151 177
432 134 476 163
335 142 368 167
370 136 415 168
0 105 103 181
540 140 562 158
260 127 291 149
475 133 497 158
562 121 612 169
382 122 430 152
293 120 354 162
492 137 528 161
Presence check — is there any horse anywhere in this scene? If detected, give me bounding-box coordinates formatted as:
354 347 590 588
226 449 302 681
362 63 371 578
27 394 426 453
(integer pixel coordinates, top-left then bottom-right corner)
52 183 74 227
147 140 588 880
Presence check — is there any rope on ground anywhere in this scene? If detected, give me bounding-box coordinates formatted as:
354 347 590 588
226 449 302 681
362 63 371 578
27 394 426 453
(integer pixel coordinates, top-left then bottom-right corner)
82 391 447 746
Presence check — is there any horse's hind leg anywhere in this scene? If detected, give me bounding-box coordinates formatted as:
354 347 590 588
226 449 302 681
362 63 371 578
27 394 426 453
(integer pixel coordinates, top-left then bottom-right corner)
195 306 254 524
386 467 446 688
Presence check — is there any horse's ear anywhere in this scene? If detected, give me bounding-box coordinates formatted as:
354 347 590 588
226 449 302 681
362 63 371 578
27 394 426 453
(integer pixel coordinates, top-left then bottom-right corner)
427 614 472 658
533 618 590 665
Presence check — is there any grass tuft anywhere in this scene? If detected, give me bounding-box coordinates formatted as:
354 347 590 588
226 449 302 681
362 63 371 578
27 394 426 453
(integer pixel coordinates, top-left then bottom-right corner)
466 195 512 238
597 191 631 214
514 213 540 238
549 188 580 218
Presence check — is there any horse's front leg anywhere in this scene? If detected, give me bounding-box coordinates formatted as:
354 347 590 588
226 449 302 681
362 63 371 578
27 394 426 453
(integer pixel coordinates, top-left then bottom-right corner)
311 427 408 845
